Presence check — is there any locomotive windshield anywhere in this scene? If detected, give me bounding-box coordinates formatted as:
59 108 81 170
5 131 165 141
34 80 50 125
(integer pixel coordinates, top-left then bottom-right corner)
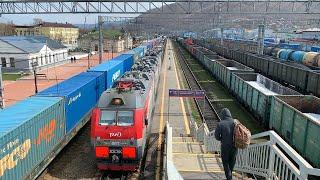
118 111 134 126
100 111 116 125
99 110 134 126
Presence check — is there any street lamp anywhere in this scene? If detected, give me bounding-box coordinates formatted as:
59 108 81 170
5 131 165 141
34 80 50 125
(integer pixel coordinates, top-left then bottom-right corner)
31 61 39 93
0 64 4 109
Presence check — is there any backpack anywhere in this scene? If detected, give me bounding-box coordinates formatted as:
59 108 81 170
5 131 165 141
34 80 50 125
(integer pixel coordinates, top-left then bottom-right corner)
233 119 251 149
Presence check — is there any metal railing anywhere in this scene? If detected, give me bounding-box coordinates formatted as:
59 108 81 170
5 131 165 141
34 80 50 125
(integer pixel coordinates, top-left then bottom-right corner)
189 116 220 153
235 131 320 180
163 122 183 180
164 118 320 180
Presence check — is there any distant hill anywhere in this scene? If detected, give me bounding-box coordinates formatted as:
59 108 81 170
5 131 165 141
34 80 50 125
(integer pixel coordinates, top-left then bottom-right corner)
131 2 317 33
75 22 128 30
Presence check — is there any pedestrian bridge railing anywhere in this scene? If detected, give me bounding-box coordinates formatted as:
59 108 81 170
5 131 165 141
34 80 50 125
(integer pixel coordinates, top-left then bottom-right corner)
163 122 183 180
164 118 320 180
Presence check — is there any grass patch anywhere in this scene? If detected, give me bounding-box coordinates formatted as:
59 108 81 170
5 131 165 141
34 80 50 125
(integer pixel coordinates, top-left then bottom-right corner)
201 81 233 100
2 73 23 81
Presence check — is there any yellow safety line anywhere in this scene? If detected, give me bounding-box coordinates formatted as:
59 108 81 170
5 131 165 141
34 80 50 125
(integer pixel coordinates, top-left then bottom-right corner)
155 41 168 180
172 48 191 135
172 141 201 144
172 152 219 157
178 169 225 173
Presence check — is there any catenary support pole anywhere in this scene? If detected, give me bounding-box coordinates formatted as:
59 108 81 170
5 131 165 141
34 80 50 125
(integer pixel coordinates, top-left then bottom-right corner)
98 15 103 64
34 68 38 94
220 27 224 46
258 24 265 55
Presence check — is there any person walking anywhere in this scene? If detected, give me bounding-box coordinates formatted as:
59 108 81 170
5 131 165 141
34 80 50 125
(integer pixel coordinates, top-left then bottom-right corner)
214 108 238 180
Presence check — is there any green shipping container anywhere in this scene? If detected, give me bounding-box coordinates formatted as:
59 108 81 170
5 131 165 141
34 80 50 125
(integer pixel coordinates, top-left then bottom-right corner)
0 96 65 179
213 60 254 88
270 95 320 168
231 73 300 126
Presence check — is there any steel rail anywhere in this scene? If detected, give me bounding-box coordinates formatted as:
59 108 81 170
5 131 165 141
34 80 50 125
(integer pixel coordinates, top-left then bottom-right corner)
174 42 220 131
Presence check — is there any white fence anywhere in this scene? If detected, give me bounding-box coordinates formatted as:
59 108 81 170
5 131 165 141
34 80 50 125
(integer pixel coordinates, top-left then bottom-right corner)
164 122 183 180
164 117 320 180
235 131 320 180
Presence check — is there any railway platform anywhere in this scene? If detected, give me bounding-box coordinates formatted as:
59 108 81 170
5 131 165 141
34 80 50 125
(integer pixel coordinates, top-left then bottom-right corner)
169 40 250 180
146 39 248 179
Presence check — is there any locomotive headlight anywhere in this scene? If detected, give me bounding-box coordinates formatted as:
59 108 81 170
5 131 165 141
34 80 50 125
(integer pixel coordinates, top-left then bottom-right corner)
95 146 109 158
110 98 124 105
122 147 136 159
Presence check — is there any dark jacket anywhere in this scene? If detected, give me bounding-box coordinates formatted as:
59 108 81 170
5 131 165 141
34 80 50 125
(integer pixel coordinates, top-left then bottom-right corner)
214 108 235 148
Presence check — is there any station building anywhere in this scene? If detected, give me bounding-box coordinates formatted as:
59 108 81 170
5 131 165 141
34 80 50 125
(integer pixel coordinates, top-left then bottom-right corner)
15 22 79 49
0 36 68 72
78 34 133 53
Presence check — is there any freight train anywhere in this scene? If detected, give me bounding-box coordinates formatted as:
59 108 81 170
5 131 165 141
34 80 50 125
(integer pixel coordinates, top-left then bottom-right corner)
197 38 320 67
178 38 320 168
193 38 320 98
0 38 163 180
90 45 164 171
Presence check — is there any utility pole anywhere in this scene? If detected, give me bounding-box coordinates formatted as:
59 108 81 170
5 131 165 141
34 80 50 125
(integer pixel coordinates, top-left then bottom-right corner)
220 27 224 46
31 61 39 94
0 65 4 109
258 24 265 55
112 37 114 59
98 15 103 64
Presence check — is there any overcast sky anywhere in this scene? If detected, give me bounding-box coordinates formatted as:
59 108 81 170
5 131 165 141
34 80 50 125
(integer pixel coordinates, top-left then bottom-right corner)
0 14 140 25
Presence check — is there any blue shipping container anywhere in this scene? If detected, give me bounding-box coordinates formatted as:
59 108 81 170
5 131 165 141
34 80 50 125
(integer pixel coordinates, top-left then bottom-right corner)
88 59 124 89
132 47 145 58
280 43 301 51
140 45 148 53
123 50 139 62
311 46 320 52
36 72 105 133
0 96 65 179
113 54 134 72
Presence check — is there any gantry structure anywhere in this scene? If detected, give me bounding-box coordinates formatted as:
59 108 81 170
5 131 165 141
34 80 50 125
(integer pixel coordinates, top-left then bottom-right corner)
1 0 320 14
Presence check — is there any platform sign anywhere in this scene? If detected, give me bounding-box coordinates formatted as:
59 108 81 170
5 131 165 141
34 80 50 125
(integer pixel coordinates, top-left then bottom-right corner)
169 89 205 99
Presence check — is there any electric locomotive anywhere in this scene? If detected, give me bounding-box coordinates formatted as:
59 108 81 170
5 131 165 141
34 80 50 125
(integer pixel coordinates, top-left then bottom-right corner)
90 47 163 171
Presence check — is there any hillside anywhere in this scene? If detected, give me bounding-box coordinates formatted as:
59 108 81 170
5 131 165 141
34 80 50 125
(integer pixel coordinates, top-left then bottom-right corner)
132 2 317 33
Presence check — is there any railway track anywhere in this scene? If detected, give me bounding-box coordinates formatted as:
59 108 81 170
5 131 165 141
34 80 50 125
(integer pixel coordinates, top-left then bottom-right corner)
174 42 221 131
38 122 138 180
99 171 129 180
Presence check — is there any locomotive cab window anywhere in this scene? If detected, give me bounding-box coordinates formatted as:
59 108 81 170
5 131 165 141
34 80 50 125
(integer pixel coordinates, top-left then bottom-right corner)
118 111 134 126
100 110 134 126
100 111 116 125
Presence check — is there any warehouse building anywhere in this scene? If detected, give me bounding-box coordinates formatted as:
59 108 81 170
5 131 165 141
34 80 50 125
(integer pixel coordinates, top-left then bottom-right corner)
0 36 68 72
15 22 79 49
